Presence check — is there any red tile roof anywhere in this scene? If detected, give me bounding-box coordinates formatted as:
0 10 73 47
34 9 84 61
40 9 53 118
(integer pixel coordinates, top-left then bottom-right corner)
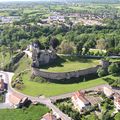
72 91 90 105
42 113 57 120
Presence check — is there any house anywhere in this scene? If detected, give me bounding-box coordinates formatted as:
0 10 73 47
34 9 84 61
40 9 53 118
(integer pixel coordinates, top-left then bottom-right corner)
41 113 57 120
114 93 120 111
48 16 65 22
103 86 114 98
114 97 120 111
71 91 91 112
9 93 29 108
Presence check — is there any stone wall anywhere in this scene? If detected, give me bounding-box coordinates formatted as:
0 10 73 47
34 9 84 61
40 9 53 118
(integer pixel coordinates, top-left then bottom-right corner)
32 65 101 80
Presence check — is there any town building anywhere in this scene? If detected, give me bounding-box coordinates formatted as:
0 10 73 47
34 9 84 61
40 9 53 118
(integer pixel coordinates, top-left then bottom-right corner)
9 93 29 108
103 86 114 98
114 93 120 111
71 91 91 112
48 16 65 22
41 113 58 120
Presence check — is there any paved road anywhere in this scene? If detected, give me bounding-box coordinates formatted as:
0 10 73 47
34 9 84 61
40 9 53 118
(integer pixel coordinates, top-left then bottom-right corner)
0 71 72 120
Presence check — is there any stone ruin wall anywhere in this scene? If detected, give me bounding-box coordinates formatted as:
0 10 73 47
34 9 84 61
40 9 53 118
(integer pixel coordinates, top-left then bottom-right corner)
32 60 109 80
32 65 100 80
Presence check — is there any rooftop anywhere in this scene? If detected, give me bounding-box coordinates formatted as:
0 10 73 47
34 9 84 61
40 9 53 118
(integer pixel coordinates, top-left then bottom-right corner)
72 91 90 105
41 113 57 120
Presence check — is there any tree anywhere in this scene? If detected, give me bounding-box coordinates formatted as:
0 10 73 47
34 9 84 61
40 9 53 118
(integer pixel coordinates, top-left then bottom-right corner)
101 111 112 120
0 45 7 68
97 67 107 77
108 63 119 74
59 40 75 54
96 39 109 50
49 37 59 50
76 41 84 55
114 112 120 120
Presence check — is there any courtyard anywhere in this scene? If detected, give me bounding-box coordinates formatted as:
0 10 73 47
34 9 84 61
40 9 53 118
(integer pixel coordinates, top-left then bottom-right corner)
40 56 100 72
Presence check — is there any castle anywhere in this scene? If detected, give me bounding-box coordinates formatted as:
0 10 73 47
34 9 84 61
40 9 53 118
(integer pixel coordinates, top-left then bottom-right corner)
31 41 57 68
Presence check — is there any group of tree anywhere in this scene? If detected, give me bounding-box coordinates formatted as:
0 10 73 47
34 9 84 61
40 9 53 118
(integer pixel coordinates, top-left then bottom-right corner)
97 62 120 78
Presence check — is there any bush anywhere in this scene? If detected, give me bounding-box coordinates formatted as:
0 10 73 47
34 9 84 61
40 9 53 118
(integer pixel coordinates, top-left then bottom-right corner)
108 63 119 74
58 40 76 54
30 76 47 83
15 83 25 90
97 67 107 77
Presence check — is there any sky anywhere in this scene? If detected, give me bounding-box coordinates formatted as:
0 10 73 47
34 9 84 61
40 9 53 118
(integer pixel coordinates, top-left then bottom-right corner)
0 0 46 2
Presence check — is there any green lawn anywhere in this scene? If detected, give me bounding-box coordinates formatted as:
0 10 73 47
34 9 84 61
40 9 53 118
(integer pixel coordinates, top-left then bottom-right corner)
14 54 32 74
0 104 49 120
19 70 109 97
109 58 120 62
0 52 10 68
41 56 100 72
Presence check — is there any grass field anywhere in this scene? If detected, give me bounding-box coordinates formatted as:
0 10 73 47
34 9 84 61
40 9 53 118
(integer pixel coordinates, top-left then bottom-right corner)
0 52 10 68
0 104 49 120
41 56 100 72
109 58 120 62
19 72 107 97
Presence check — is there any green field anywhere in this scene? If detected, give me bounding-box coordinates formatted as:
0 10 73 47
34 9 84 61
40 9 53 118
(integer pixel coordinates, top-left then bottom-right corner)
19 71 107 96
0 52 10 68
41 56 100 72
0 104 49 120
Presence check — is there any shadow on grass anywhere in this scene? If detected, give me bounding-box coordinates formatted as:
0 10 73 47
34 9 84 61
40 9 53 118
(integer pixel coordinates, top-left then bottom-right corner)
40 56 97 69
40 56 66 69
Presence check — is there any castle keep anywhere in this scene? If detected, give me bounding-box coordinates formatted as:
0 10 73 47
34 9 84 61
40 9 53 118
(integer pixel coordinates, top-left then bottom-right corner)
31 41 57 68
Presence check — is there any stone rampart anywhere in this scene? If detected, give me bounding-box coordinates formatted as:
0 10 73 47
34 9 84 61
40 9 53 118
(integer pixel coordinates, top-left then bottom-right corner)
32 65 101 80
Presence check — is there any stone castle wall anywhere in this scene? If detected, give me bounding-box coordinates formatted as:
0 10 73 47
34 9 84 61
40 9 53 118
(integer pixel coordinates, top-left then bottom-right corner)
32 65 101 80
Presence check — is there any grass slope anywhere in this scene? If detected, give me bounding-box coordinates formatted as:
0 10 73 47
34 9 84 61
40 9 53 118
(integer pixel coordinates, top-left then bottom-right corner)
0 105 49 120
19 71 108 97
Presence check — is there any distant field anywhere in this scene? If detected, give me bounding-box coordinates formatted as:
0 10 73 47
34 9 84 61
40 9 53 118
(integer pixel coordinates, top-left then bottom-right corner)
41 56 100 72
0 105 49 120
0 11 9 16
